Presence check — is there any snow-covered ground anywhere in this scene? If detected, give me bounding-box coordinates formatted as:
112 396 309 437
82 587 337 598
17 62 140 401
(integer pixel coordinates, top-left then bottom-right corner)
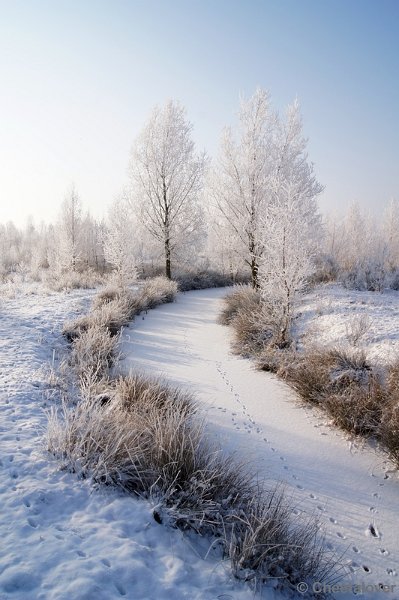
296 283 399 364
1 283 399 600
0 288 255 600
120 287 399 600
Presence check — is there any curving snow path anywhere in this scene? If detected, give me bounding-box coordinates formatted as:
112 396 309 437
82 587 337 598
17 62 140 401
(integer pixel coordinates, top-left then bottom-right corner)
121 288 399 599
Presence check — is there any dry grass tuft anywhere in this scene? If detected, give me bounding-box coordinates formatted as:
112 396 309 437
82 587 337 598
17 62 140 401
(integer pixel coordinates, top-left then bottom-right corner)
47 371 339 590
139 277 178 309
114 372 194 417
218 285 261 326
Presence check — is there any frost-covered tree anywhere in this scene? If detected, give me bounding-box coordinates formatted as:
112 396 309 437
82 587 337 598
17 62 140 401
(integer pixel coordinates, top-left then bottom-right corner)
104 196 137 286
129 100 206 279
258 100 323 343
274 99 323 201
52 185 83 273
80 213 106 272
209 88 276 288
382 199 399 271
259 180 321 344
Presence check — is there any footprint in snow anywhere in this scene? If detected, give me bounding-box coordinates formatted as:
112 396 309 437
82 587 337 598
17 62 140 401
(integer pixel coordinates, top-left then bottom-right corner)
362 565 371 573
76 550 86 558
101 558 111 567
317 505 326 512
310 493 317 499
352 546 360 553
27 517 38 528
366 523 380 538
296 484 304 490
387 568 397 576
379 548 389 555
115 582 127 596
329 517 337 524
336 532 346 539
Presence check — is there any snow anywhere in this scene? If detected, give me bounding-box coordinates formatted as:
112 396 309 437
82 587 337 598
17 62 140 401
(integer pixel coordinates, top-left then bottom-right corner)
296 283 399 364
1 283 399 600
120 287 399 599
0 288 258 600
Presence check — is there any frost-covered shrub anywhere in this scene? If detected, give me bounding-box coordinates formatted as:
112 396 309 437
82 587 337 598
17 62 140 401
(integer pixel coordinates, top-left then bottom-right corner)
325 380 386 436
283 347 387 435
387 268 399 291
139 276 178 308
175 269 235 291
114 373 195 417
70 325 119 381
218 285 261 326
43 268 105 292
231 305 280 356
342 259 386 292
310 254 338 284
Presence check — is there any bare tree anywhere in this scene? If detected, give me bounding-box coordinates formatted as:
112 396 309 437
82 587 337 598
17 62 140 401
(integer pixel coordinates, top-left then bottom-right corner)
129 100 206 279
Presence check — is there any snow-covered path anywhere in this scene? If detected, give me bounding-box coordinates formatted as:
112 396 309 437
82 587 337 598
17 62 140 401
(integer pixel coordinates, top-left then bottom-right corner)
121 288 399 599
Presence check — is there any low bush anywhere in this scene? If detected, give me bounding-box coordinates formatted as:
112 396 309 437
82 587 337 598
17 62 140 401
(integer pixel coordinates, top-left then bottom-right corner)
43 268 105 292
379 360 399 463
70 325 119 382
218 285 261 326
175 269 235 291
231 305 279 356
325 380 386 436
139 276 178 308
114 372 195 417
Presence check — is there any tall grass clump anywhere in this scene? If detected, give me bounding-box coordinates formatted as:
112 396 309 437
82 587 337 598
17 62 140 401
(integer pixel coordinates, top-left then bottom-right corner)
47 370 340 593
379 359 399 463
218 285 261 326
63 276 177 343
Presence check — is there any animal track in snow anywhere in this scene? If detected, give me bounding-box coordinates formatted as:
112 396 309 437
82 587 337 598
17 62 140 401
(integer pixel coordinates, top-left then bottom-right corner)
366 523 380 538
27 517 38 528
362 565 371 573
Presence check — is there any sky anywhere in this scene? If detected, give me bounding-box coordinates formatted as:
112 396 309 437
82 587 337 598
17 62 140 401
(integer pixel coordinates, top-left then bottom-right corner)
0 0 398 226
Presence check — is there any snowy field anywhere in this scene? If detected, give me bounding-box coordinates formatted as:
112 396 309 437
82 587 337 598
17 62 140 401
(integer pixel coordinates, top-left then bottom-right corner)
1 284 399 599
296 284 399 364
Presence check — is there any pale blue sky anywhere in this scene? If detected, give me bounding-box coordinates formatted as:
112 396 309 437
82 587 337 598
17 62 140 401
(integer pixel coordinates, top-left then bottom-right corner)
0 0 398 225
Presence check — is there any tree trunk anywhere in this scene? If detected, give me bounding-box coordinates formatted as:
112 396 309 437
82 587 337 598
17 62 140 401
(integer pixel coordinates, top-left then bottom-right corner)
250 256 259 289
165 238 171 279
